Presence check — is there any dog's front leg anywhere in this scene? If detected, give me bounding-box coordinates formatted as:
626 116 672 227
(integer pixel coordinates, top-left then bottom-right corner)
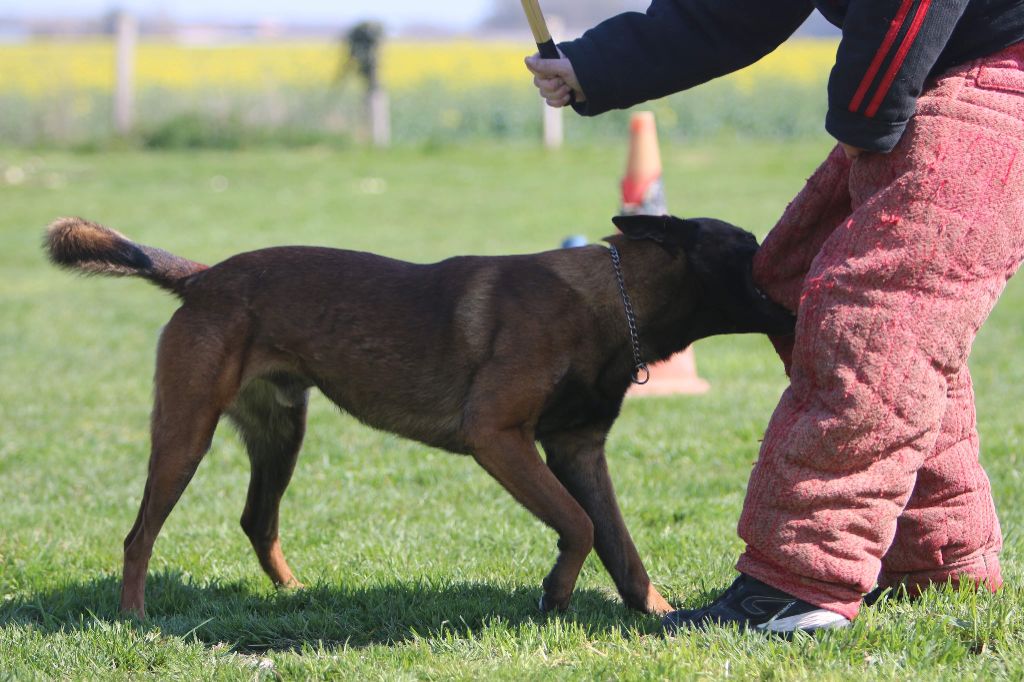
542 429 673 615
469 428 594 612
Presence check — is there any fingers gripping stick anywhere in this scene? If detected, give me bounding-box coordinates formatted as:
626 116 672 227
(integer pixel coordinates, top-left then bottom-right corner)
520 0 576 104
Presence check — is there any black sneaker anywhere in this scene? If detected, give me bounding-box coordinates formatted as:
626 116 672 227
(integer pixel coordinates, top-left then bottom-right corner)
862 585 888 607
662 574 851 636
863 583 911 607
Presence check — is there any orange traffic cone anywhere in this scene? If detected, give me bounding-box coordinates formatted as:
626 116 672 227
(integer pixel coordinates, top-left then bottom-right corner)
621 112 668 215
621 111 709 397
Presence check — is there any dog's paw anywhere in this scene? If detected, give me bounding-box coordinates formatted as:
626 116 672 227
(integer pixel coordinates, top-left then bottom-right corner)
538 592 570 613
118 604 147 620
647 598 674 616
645 587 674 616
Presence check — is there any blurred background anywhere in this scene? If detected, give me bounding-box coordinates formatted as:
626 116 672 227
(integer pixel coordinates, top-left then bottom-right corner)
0 0 840 149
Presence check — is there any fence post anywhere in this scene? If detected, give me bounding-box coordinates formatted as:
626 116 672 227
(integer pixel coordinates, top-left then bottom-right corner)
543 101 563 149
114 12 137 135
368 88 391 147
540 16 566 150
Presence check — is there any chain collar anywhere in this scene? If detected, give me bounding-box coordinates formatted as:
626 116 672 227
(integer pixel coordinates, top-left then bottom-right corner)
608 245 650 385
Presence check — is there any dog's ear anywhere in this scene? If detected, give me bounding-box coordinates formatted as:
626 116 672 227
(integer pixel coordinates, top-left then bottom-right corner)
611 214 699 255
606 214 704 253
611 214 671 243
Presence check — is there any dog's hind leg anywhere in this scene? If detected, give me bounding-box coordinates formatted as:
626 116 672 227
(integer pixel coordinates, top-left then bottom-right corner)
542 428 673 615
120 314 243 618
226 377 309 589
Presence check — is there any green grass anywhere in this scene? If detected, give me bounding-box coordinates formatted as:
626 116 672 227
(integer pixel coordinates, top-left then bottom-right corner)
1 139 1022 679
2 79 827 149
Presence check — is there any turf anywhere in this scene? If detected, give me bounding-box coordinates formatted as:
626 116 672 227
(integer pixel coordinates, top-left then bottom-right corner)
1 139 1022 680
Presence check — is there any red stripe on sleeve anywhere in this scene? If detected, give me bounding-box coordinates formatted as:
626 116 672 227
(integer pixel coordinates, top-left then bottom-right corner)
865 0 933 117
848 0 917 113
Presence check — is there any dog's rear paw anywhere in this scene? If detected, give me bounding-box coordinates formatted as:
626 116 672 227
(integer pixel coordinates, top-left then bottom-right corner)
538 592 570 613
118 604 146 620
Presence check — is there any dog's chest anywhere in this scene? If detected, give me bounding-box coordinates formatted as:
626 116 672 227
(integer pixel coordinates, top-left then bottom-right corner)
536 373 624 437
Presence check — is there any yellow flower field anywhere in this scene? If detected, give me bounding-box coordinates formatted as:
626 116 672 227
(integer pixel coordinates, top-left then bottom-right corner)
0 38 836 96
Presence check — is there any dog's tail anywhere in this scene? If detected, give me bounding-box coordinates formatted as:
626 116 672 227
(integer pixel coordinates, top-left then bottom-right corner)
44 217 208 298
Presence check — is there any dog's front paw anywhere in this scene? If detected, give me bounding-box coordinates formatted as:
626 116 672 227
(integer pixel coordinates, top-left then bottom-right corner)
644 585 674 616
621 583 674 614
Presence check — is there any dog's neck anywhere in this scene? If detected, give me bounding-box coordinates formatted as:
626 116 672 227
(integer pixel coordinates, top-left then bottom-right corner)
608 238 701 363
543 239 697 366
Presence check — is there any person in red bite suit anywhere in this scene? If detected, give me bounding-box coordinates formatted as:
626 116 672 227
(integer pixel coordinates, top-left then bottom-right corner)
527 0 1024 635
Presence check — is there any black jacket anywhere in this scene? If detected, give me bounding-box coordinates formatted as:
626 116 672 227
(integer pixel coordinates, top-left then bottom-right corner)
559 0 1024 152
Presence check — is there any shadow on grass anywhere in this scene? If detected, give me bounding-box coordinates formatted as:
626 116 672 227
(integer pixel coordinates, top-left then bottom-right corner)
0 571 661 652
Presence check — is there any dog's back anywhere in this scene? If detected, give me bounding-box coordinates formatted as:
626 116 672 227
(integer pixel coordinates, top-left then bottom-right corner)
45 218 613 452
192 245 618 451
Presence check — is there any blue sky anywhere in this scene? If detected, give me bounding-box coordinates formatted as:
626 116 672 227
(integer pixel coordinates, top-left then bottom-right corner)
0 1 494 29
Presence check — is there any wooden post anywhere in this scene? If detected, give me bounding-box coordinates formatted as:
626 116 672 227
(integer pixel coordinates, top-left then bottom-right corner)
113 12 137 135
368 88 391 147
543 101 563 150
541 14 565 150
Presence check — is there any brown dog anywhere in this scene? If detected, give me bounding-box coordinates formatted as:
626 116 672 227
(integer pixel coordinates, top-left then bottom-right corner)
45 214 793 619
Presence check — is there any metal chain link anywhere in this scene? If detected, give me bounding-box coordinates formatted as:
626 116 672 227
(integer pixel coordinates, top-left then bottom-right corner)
608 245 650 385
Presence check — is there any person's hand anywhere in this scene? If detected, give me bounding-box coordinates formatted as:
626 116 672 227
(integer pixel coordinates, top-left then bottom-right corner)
840 142 867 159
525 50 586 107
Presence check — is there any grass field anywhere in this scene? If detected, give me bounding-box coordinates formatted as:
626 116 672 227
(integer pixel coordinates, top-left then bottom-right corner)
1 139 1023 679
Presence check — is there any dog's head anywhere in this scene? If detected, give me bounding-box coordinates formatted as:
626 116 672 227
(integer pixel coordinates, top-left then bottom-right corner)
611 214 795 337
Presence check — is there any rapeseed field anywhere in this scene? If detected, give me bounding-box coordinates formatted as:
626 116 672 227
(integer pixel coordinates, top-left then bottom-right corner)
0 38 835 94
0 38 836 145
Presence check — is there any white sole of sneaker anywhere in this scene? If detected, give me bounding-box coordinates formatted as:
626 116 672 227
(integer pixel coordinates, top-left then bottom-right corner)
756 607 851 633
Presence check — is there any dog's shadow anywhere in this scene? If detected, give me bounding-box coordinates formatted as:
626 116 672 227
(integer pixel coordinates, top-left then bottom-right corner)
0 571 662 652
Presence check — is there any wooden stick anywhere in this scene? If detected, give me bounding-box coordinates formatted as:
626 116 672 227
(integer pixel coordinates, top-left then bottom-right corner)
520 0 558 59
